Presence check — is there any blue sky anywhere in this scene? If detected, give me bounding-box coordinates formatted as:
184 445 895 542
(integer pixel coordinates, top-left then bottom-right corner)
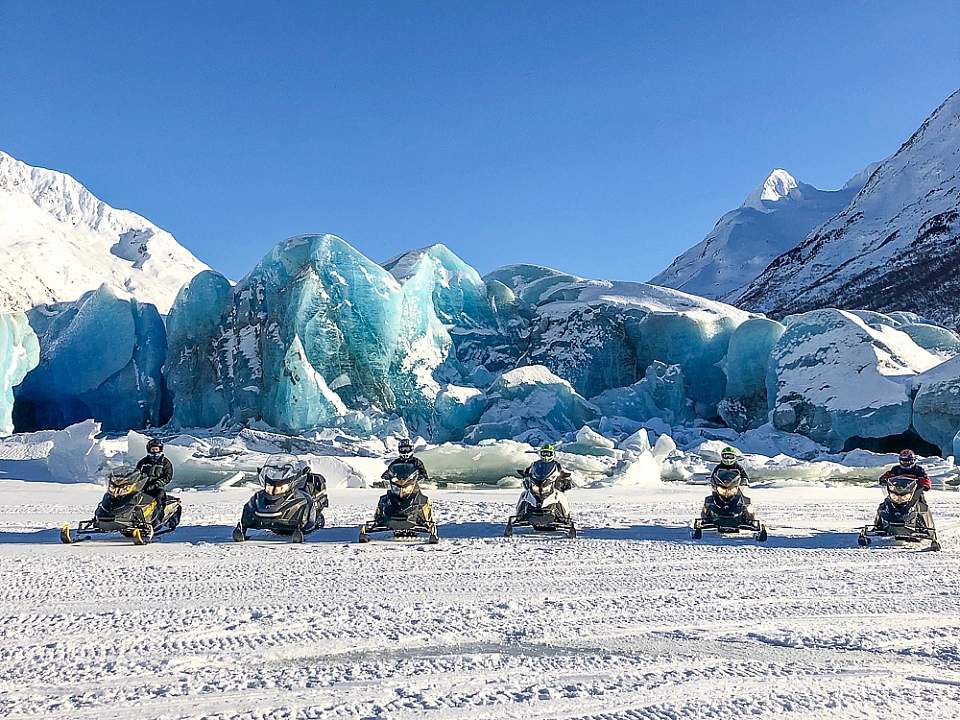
1 1 957 282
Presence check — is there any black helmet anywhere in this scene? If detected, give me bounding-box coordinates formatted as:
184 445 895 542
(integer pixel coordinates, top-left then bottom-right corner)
146 438 164 456
398 439 414 460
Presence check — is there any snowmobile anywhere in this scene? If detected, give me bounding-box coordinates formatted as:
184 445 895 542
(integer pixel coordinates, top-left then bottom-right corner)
232 453 329 543
359 461 439 544
504 462 577 538
691 468 767 541
858 475 940 551
60 465 182 545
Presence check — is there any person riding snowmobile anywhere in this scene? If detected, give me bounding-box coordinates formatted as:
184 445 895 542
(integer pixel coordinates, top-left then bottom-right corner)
518 444 573 515
879 449 931 510
691 445 767 541
860 448 940 550
521 444 572 485
711 446 749 485
136 438 175 508
375 439 430 525
880 449 930 489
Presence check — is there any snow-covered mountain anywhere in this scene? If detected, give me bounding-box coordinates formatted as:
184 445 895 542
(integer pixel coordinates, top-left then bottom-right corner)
650 167 875 300
733 89 960 326
0 150 209 313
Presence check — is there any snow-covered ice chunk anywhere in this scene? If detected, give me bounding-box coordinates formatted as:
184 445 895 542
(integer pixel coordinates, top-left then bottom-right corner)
46 419 106 483
463 365 598 445
718 317 785 431
767 309 939 451
0 311 39 435
562 425 618 457
519 279 748 415
912 356 960 454
15 284 167 432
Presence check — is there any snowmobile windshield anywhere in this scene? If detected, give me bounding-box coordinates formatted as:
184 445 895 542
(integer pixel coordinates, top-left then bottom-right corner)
886 477 916 505
106 469 143 497
712 469 741 488
260 454 303 495
528 461 559 483
389 462 420 497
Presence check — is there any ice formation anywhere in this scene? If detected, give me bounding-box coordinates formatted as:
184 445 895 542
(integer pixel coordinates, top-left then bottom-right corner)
590 361 693 425
717 317 785 431
463 366 597 445
912 356 960 454
165 235 470 439
14 285 167 432
767 309 939 451
0 311 40 435
490 269 748 414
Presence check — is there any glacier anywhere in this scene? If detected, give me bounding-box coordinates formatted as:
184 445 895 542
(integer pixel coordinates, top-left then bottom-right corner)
13 285 168 432
463 366 597 445
590 361 693 425
717 317 785 432
766 309 939 451
165 235 481 440
0 311 40 435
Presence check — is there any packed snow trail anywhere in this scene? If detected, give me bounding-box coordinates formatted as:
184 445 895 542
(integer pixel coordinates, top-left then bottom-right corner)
1 481 960 719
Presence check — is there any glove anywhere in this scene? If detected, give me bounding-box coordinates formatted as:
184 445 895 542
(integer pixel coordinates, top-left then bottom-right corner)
918 478 932 491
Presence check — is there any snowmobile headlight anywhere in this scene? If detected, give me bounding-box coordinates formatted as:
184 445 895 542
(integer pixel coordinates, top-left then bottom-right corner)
108 482 137 497
394 481 417 498
265 482 292 496
888 489 913 505
715 484 740 499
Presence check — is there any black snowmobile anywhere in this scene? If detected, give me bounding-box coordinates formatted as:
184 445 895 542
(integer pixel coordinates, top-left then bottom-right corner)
858 475 940 551
359 461 439 544
692 468 767 541
60 465 182 545
232 453 329 543
504 462 577 538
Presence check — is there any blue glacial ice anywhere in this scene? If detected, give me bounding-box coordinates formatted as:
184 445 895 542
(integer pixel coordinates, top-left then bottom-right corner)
767 309 939 451
14 284 167 432
590 361 693 425
493 273 748 413
165 235 482 440
912 356 960 454
463 365 598 445
0 311 40 435
385 244 523 374
717 317 785 431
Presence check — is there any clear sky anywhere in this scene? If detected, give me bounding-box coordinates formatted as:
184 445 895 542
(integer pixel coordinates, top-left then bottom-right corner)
1 1 958 282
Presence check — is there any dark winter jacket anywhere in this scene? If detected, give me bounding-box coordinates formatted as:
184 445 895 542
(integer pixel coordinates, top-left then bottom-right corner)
880 464 931 491
382 456 428 481
711 462 749 484
522 459 573 492
136 455 174 491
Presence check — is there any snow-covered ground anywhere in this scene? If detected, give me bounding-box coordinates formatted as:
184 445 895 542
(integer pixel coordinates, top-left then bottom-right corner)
2 478 960 719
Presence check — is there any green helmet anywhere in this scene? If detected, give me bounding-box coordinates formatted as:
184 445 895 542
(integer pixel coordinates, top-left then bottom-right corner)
539 443 556 461
721 447 737 466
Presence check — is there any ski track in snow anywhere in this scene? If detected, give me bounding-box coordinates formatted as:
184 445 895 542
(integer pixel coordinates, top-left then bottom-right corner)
2 482 960 719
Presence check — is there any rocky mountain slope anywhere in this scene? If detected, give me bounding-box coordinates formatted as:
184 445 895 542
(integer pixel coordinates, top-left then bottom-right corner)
733 89 960 326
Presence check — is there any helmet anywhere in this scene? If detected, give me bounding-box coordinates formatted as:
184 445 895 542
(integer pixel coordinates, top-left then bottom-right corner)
899 449 916 469
721 447 737 466
146 438 163 456
539 444 556 462
398 439 414 460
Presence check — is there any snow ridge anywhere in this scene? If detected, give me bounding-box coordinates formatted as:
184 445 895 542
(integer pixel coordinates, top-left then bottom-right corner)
0 150 210 313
